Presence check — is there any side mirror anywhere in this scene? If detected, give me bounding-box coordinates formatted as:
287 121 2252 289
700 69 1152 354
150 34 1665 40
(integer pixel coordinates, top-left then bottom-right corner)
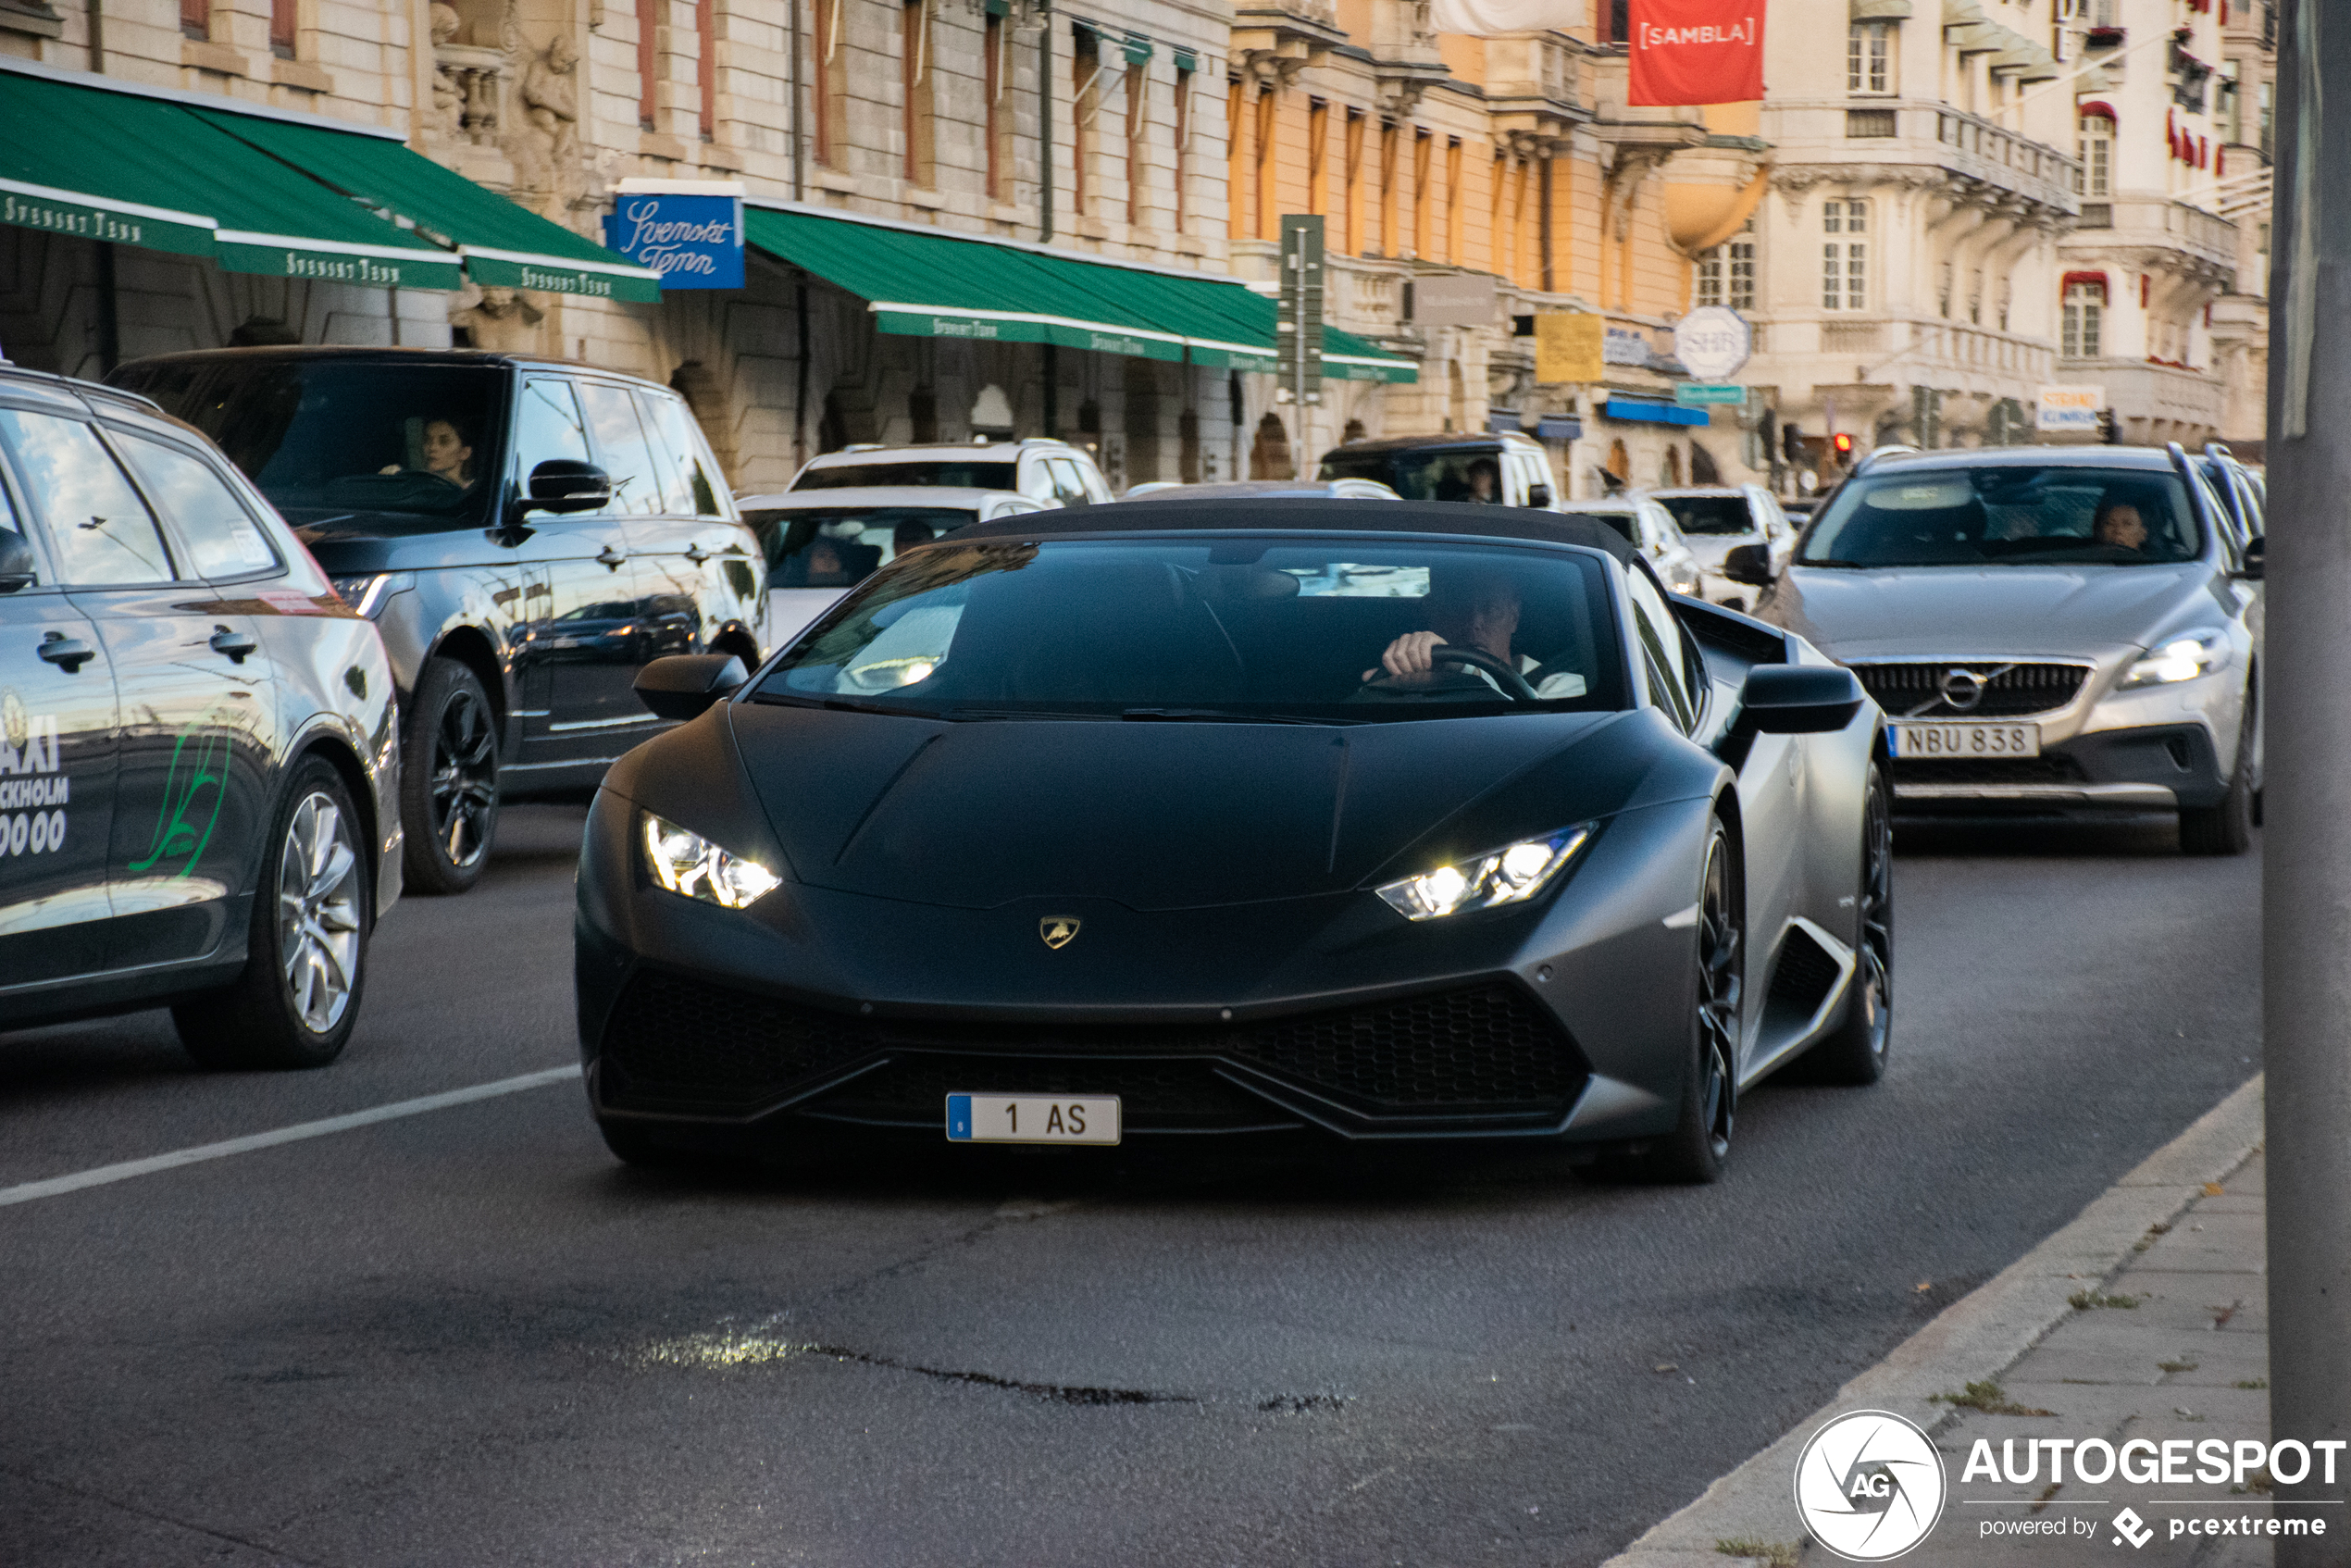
1722 542 1775 588
523 459 612 516
2238 536 2265 581
1738 664 1864 735
0 529 35 592
1526 483 1553 509
635 653 748 721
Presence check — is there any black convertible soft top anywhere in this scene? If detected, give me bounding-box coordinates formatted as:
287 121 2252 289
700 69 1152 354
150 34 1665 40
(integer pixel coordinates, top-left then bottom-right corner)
951 499 1641 567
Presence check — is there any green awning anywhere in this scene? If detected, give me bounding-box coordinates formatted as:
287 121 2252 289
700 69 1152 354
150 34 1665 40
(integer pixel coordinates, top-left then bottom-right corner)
189 107 663 303
0 67 460 289
744 204 1417 383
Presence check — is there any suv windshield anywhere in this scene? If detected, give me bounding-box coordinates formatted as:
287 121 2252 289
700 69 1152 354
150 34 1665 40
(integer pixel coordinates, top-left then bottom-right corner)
1652 494 1752 535
1320 449 1505 503
1799 466 2204 568
794 460 1017 491
112 358 504 522
752 538 1624 720
749 504 977 590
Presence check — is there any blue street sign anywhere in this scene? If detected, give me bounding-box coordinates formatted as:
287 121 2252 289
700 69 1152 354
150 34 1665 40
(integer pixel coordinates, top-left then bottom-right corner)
603 193 744 290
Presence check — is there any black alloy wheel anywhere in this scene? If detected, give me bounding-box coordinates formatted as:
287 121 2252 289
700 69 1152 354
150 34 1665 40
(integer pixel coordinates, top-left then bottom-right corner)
401 657 499 895
1638 821 1743 1184
2180 690 2256 856
175 755 370 1070
1810 762 1894 1085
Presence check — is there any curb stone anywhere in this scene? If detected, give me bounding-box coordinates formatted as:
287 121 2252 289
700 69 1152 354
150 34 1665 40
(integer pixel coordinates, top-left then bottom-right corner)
1598 1074 2267 1568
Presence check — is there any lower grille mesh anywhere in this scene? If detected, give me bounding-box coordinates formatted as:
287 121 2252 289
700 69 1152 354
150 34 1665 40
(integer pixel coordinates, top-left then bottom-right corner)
599 972 1584 1121
1894 755 2092 786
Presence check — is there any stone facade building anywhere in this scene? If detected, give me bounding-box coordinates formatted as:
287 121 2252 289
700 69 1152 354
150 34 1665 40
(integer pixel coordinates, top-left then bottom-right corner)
2207 0 2274 455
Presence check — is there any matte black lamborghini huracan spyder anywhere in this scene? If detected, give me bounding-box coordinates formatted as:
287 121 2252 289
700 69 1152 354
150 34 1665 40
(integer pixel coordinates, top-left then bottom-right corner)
575 502 1891 1182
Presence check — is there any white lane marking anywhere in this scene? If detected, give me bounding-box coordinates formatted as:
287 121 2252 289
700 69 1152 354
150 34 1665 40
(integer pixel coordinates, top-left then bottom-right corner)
0 1064 582 1209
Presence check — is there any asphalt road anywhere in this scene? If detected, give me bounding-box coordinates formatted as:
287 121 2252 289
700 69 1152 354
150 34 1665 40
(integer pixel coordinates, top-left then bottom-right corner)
0 806 2261 1567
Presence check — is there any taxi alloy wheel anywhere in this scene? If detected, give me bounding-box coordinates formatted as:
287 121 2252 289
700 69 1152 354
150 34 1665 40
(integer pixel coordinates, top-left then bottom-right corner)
279 790 364 1034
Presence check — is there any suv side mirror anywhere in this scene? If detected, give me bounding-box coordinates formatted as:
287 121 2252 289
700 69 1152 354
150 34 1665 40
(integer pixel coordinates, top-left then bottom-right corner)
1722 542 1775 588
635 653 748 720
2238 536 2265 581
0 529 35 592
1738 665 1864 734
524 459 612 516
1526 483 1553 509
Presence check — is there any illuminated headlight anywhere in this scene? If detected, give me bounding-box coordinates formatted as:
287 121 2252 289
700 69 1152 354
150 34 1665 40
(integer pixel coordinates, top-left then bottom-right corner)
2121 629 2229 688
1375 826 1593 921
328 571 414 617
641 813 781 908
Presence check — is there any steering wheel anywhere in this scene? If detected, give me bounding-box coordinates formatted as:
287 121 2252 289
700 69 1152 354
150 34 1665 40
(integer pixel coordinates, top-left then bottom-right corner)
1424 644 1541 701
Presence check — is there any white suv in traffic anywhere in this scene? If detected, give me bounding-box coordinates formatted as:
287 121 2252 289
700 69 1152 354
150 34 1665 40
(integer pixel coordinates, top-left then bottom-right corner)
789 439 1113 508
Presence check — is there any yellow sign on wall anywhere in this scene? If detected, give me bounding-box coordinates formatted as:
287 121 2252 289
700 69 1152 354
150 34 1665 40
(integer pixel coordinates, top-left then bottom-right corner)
1535 312 1605 384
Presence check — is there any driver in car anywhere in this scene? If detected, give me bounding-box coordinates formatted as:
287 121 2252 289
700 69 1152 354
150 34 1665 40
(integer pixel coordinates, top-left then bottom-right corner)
379 417 477 492
2093 499 2149 552
1365 569 1586 698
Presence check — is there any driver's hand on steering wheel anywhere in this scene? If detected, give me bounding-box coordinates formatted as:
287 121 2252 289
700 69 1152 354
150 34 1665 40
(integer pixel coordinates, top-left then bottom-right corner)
1365 630 1449 682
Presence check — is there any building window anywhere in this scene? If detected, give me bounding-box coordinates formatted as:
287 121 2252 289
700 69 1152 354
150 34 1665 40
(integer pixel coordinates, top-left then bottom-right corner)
985 11 1008 199
1074 25 1101 217
696 0 715 139
637 0 659 131
1937 259 1953 318
1378 119 1399 257
1173 64 1193 230
2079 114 2112 195
1847 23 1892 94
1822 198 1868 311
269 0 295 56
1308 98 1329 215
1412 128 1432 259
1343 108 1367 255
1444 136 1462 265
815 0 846 167
181 0 208 41
1125 58 1146 225
1598 0 1628 44
903 0 935 185
1696 228 1754 312
2062 280 2106 358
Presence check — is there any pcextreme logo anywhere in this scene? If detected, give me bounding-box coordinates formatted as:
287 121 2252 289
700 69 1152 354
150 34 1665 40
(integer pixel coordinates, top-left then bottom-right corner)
1794 1411 1948 1562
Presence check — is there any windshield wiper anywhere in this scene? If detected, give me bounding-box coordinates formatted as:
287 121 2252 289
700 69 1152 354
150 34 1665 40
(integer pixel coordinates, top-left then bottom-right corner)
1121 707 1350 726
746 691 931 717
1795 558 1871 569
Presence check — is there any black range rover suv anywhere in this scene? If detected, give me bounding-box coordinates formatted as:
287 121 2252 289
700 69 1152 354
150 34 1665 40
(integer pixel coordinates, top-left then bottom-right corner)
114 349 765 893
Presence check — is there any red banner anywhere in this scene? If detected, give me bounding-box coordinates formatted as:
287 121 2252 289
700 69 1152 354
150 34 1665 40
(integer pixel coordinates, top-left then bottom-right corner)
1627 0 1765 106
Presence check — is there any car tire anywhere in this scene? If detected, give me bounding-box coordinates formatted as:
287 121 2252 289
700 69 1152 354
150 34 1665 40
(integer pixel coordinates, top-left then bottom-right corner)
401 656 499 895
2179 696 2255 857
1633 820 1742 1185
1807 763 1893 1086
175 756 370 1070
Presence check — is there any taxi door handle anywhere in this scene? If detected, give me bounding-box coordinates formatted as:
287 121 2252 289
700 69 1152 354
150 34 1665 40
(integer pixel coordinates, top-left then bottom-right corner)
37 632 94 672
597 545 628 570
683 543 710 566
209 626 258 664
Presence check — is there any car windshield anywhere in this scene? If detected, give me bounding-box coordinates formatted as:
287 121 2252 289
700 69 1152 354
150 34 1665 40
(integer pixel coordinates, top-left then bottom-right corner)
750 537 1625 721
1319 449 1506 503
111 359 504 522
749 505 976 590
1798 466 2204 567
1562 510 1638 545
1652 494 1753 535
794 460 1018 491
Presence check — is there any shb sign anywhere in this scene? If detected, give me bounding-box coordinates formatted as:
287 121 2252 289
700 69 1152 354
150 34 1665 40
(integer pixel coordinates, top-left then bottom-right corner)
604 180 745 290
1673 306 1751 381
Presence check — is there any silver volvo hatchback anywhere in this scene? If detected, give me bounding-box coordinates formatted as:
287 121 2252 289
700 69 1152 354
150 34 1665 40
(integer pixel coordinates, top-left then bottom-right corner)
1727 446 2261 854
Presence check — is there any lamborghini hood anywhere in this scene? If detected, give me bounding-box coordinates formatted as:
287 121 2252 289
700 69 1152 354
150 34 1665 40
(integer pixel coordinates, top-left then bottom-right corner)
721 703 1660 912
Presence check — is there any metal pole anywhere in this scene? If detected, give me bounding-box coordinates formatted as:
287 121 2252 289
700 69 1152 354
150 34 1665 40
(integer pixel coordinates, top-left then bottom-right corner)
2263 2 2351 1558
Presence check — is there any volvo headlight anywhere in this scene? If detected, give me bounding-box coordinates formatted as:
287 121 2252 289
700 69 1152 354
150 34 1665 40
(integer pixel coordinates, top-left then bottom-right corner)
2121 629 2229 688
641 813 781 908
1375 826 1593 921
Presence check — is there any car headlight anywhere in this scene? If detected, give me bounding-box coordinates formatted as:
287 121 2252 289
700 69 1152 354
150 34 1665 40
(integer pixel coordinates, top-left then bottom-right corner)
641 813 781 908
2121 629 2230 688
328 571 414 617
1375 826 1592 921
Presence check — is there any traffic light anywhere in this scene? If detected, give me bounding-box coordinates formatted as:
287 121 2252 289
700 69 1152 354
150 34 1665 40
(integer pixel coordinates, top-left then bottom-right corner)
1831 432 1856 460
1784 423 1804 464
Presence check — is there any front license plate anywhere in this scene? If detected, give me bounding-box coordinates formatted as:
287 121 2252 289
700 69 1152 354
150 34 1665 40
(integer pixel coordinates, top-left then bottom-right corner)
946 1094 1121 1146
1887 721 2041 758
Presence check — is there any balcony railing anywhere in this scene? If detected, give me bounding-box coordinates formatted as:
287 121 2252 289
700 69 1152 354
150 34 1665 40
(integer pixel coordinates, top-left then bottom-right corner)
1935 107 2082 194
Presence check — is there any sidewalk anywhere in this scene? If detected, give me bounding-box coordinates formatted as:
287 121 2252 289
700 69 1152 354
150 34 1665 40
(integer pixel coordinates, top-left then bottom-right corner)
1602 1076 2271 1568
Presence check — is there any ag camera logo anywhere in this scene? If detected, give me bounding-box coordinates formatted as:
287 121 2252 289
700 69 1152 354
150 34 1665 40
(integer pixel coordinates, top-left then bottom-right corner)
1795 1411 1948 1562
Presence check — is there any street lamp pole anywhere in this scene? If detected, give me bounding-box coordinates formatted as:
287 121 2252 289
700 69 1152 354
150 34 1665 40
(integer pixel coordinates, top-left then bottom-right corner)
2262 3 2351 1558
